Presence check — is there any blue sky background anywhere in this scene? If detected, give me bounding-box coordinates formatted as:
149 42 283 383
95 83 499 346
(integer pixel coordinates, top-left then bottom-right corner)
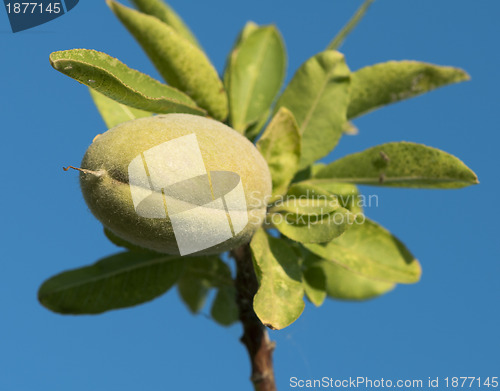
1 1 499 390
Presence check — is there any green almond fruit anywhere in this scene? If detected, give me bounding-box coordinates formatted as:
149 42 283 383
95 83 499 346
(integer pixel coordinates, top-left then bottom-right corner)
79 114 272 256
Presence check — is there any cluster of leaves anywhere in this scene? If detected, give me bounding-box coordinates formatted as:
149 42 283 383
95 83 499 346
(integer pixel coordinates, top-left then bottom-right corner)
39 0 477 330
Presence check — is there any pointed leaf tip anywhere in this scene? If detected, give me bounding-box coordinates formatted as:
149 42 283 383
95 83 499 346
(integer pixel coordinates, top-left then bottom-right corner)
314 142 478 189
348 61 470 119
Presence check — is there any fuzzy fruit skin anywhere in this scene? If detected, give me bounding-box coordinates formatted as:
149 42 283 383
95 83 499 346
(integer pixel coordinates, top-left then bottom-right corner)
80 114 272 255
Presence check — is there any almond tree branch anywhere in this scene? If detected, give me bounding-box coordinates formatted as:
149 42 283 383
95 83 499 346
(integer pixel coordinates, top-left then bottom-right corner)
232 244 277 391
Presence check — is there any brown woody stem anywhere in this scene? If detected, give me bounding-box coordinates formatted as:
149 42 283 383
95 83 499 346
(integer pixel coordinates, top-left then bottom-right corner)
232 244 277 391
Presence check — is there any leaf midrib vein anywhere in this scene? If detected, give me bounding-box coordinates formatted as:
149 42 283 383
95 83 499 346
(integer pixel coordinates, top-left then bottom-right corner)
236 30 273 128
300 60 339 134
44 256 178 294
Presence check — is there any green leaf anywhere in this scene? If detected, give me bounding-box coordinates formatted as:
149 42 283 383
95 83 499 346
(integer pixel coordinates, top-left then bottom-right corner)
304 219 421 284
250 229 304 330
314 142 479 188
223 21 260 136
304 250 394 300
224 23 269 141
317 183 363 214
270 183 340 216
38 251 184 314
321 259 395 300
327 0 375 50
302 256 327 306
227 25 286 132
348 61 470 119
270 183 352 244
271 208 352 244
177 257 232 314
211 285 239 326
295 181 364 214
130 0 201 49
257 107 301 201
107 0 228 121
50 49 204 116
89 89 152 129
223 21 259 92
177 273 210 313
275 50 351 169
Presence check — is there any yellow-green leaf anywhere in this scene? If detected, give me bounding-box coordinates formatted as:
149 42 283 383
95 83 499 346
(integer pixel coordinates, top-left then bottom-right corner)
107 0 228 121
227 25 286 132
270 183 340 216
314 142 479 188
295 181 364 214
271 208 352 244
257 107 301 201
321 259 395 300
223 22 269 141
348 61 470 119
275 50 351 169
304 219 421 284
270 182 352 244
223 21 259 93
250 229 304 330
304 250 394 301
50 49 204 115
302 257 327 307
